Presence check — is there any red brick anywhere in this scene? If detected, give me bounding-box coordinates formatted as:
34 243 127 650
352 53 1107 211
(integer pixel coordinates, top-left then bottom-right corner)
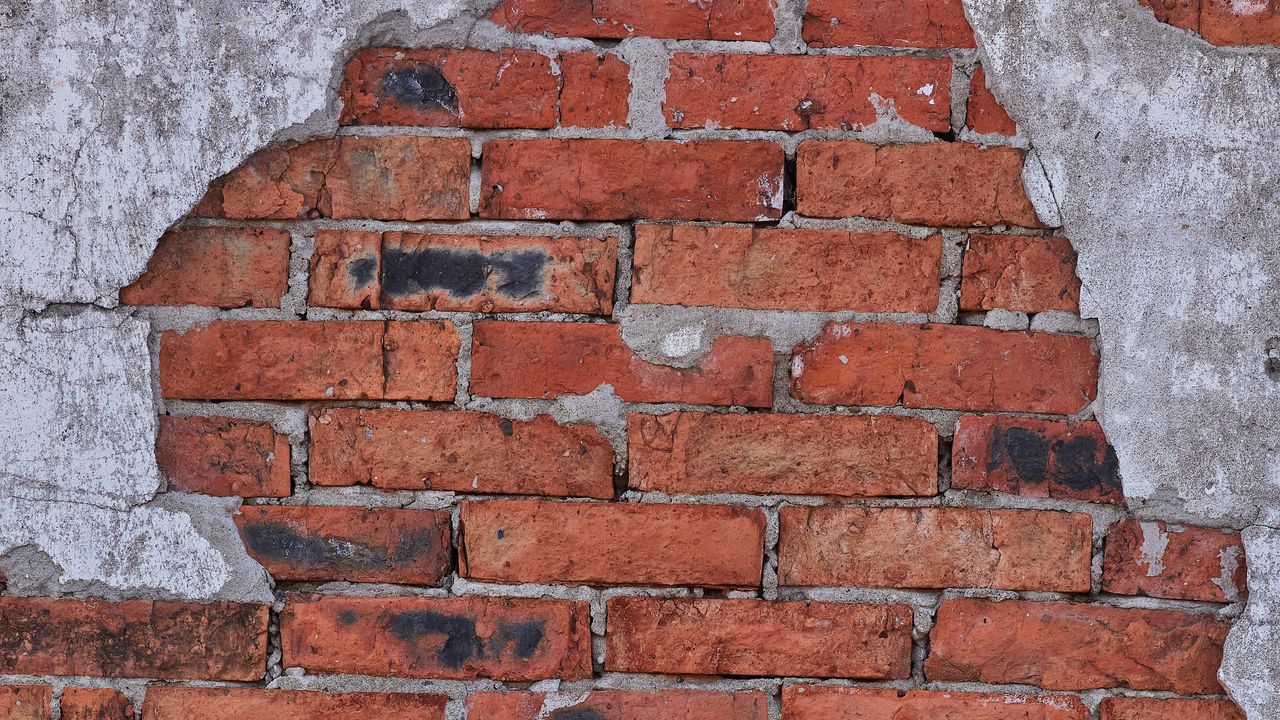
61 688 133 720
796 141 1042 228
468 690 769 720
235 506 451 585
628 411 937 497
665 54 950 131
309 230 381 310
926 598 1230 693
1103 519 1246 602
459 499 764 587
803 0 975 47
120 227 290 308
631 225 942 312
1099 697 1245 720
951 415 1123 504
791 323 1098 413
480 139 784 222
280 593 591 680
194 136 470 221
1201 0 1280 45
783 686 1088 720
491 0 776 40
0 687 50 720
309 408 614 497
1139 0 1202 33
140 687 446 720
0 597 267 681
967 67 1017 136
961 234 1080 312
156 415 290 498
778 506 1092 591
470 321 773 407
159 320 458 401
560 52 630 127
605 597 912 678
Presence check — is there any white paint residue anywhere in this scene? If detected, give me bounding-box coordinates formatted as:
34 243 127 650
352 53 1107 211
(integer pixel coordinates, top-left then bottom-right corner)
661 326 704 358
1215 545 1243 602
536 692 591 720
917 83 935 95
1137 521 1169 576
1231 0 1268 15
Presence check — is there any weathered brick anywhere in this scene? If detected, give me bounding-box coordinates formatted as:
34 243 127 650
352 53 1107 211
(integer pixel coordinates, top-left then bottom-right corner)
1139 0 1202 34
61 688 133 720
140 687 446 720
280 593 591 680
309 230 381 310
1099 697 1245 720
194 136 470 221
309 408 614 497
468 690 769 720
664 54 950 131
491 0 776 40
1103 519 1246 602
0 597 267 681
631 225 942 312
459 500 764 587
1201 0 1280 45
159 320 458 401
470 321 773 407
778 506 1092 591
967 67 1017 136
803 0 975 47
791 323 1098 413
235 506 451 585
951 415 1123 504
156 415 290 498
795 141 1041 228
559 52 630 127
605 597 912 678
480 139 784 222
782 686 1088 720
119 227 290 308
0 687 50 720
628 411 937 497
926 598 1230 693
961 234 1080 312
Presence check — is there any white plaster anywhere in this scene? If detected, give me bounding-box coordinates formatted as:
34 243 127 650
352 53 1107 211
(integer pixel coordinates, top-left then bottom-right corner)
1136 521 1170 577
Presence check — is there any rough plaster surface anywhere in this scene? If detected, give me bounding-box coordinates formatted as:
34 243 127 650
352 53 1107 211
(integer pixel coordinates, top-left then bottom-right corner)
961 0 1280 712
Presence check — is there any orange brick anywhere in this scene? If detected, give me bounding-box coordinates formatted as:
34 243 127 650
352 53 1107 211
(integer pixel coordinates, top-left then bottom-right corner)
961 234 1080 312
783 686 1088 720
1139 0 1202 33
120 227 290 308
491 0 776 40
308 230 381 309
1099 697 1245 720
631 225 941 312
967 67 1017 136
627 411 937 497
0 687 50 720
459 500 764 587
606 597 912 678
61 688 132 720
559 52 630 127
280 593 591 681
1201 0 1280 45
468 690 769 720
1103 519 1246 602
791 323 1098 413
796 141 1041 228
778 506 1092 591
140 687 446 720
470 321 773 407
803 0 975 47
156 415 290 498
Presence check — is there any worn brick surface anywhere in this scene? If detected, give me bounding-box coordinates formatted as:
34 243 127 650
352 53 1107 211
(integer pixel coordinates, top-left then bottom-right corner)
961 234 1080 312
491 0 776 40
470 321 773 406
791 323 1098 413
803 0 975 47
951 415 1123 503
308 230 382 309
235 506 451 585
0 687 50 720
779 507 1092 591
967 67 1018 135
0 597 267 681
664 54 950 131
120 227 290 308
559 52 631 127
628 411 937 497
796 142 1041 227
459 500 764 587
480 139 784 221
1103 519 1246 602
309 408 614 497
1099 697 1245 720
605 597 912 678
468 690 769 720
1201 0 1280 45
281 594 591 680
782 686 1089 720
159 320 458 401
140 687 446 720
631 225 941 312
61 688 133 720
926 598 1230 693
156 415 290 498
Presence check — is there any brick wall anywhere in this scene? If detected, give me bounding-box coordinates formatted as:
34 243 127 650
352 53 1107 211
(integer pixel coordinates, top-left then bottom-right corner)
5 1 1249 717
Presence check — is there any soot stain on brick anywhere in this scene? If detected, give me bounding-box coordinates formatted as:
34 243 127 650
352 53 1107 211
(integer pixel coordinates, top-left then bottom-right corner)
387 612 546 669
382 246 548 302
348 257 377 287
551 708 607 720
383 65 458 113
1053 435 1122 493
240 521 432 571
989 426 1050 485
494 619 546 659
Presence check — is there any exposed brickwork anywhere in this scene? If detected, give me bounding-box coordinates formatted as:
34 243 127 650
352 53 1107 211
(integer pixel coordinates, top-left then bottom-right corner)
966 67 1018 136
1139 0 1280 45
1103 519 1247 602
120 227 290 308
491 0 777 40
961 233 1081 312
803 0 975 47
1099 697 1245 720
782 686 1089 720
0 687 49 720
156 415 291 497
468 690 769 720
140 687 447 720
60 688 133 720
